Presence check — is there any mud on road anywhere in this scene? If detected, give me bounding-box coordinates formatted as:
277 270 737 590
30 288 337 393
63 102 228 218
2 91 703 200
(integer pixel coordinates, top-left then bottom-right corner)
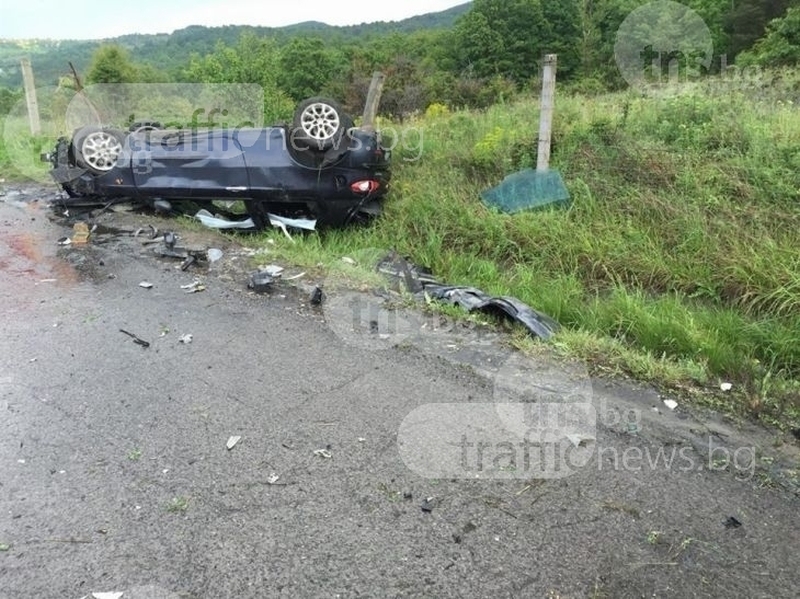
1 184 798 598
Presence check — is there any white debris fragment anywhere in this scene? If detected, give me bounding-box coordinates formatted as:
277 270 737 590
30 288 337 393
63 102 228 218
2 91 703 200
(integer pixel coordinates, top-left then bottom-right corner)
17 459 25 464
181 281 206 293
341 257 357 266
195 209 255 230
207 248 223 263
139 281 154 289
720 383 733 392
91 592 124 599
313 449 332 459
226 436 242 450
179 334 193 344
284 272 306 281
663 399 678 410
267 473 281 485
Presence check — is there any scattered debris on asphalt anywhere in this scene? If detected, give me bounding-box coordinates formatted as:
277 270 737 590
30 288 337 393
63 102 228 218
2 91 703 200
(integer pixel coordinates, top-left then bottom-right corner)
119 329 150 348
226 436 242 450
181 281 206 294
179 334 193 344
310 285 325 305
72 222 90 245
139 281 154 289
421 497 436 513
376 252 559 340
724 516 742 529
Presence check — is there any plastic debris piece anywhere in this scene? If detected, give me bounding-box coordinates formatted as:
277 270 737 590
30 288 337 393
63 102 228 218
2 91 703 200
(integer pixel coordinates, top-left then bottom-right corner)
119 329 150 348
285 272 306 281
724 516 742 529
249 271 276 293
720 383 733 392
139 281 154 289
268 213 316 232
421 497 436 512
91 593 124 599
57 237 71 246
208 248 223 263
267 473 281 485
341 257 357 265
181 281 206 294
313 449 332 459
226 436 241 450
663 399 678 410
195 209 255 230
310 285 324 305
179 334 193 344
0 543 9 551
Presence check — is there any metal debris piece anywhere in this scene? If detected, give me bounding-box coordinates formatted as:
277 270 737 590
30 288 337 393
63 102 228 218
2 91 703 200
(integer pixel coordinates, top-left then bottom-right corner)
179 334 193 344
139 281 154 289
313 449 332 459
119 329 150 348
226 436 242 450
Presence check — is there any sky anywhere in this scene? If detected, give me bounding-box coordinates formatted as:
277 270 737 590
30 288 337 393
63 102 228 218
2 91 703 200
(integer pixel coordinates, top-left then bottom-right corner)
1 0 469 40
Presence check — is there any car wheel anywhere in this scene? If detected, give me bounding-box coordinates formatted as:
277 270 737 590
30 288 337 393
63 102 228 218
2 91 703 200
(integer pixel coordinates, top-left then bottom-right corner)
129 120 162 134
73 127 125 175
292 97 347 151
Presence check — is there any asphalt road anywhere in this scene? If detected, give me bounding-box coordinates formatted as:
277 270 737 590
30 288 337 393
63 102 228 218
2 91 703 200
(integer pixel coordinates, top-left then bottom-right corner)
1 187 799 599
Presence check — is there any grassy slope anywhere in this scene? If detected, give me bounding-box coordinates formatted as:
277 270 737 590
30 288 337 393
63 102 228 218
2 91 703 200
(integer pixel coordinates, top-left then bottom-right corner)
258 76 800 426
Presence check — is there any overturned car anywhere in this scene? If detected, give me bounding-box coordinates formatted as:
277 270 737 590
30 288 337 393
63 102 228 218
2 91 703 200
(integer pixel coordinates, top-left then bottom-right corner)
46 97 391 229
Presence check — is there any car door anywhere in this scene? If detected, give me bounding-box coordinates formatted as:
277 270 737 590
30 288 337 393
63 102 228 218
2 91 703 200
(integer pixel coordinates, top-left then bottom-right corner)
131 129 250 198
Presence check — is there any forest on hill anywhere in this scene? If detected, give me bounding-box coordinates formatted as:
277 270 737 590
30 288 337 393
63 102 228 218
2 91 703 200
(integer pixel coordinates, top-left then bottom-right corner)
1 0 800 119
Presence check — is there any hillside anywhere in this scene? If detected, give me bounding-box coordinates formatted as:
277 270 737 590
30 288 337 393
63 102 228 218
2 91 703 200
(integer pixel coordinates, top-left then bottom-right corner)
0 3 471 88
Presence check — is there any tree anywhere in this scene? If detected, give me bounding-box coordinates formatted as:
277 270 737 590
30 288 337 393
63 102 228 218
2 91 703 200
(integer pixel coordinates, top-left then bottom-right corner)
183 33 294 123
277 37 342 101
85 45 139 84
737 6 800 66
451 0 586 86
724 0 793 58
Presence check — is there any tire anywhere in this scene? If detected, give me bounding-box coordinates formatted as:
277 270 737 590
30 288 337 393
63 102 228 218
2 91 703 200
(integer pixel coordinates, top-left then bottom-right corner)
129 120 162 133
292 97 348 151
72 126 126 175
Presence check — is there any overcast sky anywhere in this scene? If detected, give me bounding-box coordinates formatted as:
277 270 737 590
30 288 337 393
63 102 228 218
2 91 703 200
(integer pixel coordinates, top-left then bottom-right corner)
1 0 469 40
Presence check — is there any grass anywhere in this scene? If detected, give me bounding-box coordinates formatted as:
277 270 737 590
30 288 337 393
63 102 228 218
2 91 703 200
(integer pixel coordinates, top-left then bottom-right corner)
247 73 800 426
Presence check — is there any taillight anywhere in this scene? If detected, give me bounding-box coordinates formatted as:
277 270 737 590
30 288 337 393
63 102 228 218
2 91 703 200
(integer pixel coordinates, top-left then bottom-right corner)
350 180 380 194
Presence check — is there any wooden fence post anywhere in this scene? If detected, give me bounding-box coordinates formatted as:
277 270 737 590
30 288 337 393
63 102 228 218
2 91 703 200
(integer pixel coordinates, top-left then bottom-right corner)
20 58 41 135
361 71 386 132
537 54 558 172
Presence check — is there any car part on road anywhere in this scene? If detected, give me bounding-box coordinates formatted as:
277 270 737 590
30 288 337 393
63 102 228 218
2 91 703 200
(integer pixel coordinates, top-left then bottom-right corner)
375 252 560 340
119 329 150 348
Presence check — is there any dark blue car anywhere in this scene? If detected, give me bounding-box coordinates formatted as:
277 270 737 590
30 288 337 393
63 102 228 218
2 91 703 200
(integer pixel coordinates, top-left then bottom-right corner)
47 97 391 229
